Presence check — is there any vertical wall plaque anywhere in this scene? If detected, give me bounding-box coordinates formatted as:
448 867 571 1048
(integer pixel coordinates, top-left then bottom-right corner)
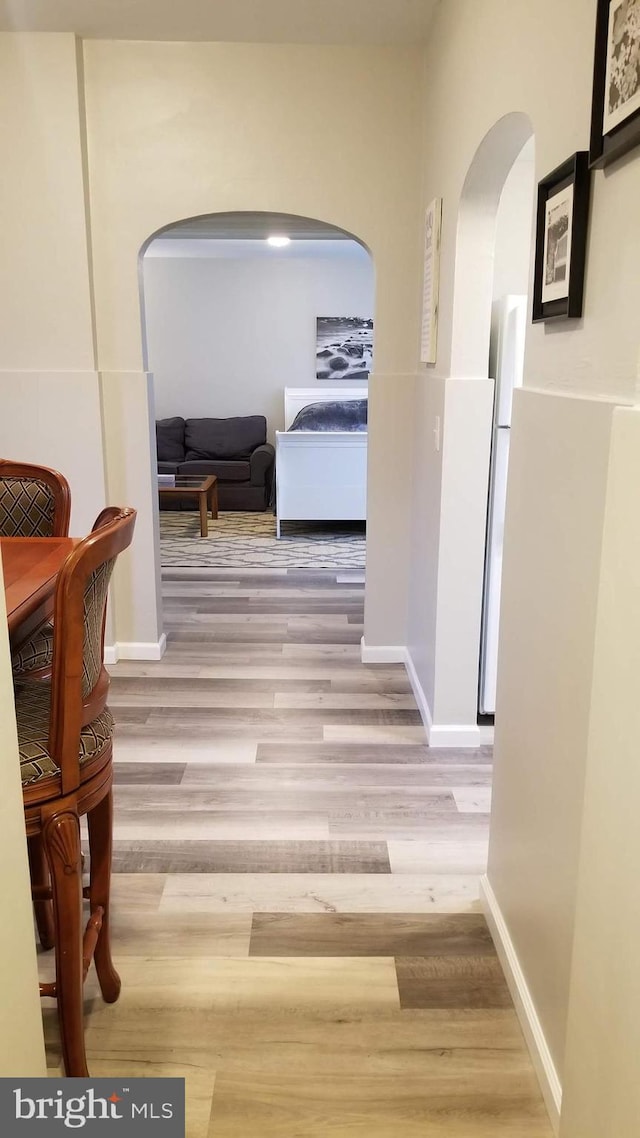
420 197 442 365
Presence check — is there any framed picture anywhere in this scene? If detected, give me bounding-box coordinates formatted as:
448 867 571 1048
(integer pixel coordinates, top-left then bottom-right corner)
532 153 591 323
590 0 640 167
420 198 442 364
316 317 373 380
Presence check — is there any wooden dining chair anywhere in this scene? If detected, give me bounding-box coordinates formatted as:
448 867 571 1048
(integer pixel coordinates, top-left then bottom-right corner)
15 505 136 1077
11 508 115 682
2 460 72 679
0 459 70 538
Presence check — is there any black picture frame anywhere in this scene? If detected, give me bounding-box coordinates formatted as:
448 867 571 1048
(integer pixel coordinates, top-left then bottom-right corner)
590 0 640 168
532 153 591 324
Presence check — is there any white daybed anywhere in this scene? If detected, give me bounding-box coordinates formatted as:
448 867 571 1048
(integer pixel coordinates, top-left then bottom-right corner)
275 387 367 538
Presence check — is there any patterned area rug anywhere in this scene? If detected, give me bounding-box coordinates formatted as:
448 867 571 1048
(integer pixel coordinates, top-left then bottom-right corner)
159 511 366 568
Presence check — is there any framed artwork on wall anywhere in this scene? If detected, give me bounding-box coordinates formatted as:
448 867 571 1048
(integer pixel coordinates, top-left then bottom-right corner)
316 317 373 380
532 153 591 323
420 198 442 365
590 0 640 167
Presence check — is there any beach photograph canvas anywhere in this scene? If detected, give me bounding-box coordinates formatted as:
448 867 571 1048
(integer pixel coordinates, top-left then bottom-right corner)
604 0 640 133
316 317 374 380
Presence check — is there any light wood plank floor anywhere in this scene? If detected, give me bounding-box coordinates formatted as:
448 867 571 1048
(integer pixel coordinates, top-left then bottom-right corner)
42 567 551 1137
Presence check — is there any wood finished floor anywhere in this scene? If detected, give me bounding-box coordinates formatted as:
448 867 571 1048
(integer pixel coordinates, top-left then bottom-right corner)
42 567 551 1136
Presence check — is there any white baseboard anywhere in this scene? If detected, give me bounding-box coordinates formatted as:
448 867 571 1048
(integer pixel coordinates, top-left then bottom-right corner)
104 633 167 664
402 645 432 731
403 646 483 748
480 875 562 1134
360 641 487 747
360 637 406 664
428 722 483 747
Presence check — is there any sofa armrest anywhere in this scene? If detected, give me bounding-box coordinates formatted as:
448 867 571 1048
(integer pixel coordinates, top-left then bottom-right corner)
250 443 275 485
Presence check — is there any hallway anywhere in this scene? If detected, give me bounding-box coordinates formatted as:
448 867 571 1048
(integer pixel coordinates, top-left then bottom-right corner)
43 567 551 1136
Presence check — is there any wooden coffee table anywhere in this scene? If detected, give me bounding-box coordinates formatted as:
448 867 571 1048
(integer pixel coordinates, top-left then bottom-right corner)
158 475 218 537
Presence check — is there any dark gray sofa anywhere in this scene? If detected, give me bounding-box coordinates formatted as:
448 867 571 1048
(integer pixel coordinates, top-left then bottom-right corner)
157 416 275 511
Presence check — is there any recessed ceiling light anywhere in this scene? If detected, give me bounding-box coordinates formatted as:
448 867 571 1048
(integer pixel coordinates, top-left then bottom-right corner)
266 235 291 247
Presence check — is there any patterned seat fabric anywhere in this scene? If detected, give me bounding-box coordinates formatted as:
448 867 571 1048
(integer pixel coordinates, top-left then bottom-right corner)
15 680 114 787
12 621 54 676
0 478 55 536
11 551 114 684
82 558 115 695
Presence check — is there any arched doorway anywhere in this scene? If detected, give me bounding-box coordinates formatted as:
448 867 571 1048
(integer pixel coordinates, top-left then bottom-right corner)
138 210 375 625
451 112 534 377
427 113 535 742
479 134 536 716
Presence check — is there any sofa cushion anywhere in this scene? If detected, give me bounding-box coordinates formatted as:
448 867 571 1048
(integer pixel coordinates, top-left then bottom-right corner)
156 417 186 463
184 416 266 460
178 460 251 483
158 461 180 475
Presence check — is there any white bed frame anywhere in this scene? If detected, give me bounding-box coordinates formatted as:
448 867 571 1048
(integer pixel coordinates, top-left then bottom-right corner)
275 386 367 538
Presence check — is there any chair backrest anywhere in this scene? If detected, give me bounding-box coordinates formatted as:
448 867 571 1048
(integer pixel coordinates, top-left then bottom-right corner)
92 506 127 534
49 506 136 793
0 460 71 538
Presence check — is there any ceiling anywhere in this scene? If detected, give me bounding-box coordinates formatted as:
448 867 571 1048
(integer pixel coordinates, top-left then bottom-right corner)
0 0 439 45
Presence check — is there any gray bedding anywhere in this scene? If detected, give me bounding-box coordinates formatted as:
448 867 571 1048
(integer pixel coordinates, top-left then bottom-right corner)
288 399 367 432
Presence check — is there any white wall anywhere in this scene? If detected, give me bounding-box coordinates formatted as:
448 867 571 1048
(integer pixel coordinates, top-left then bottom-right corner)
0 34 107 539
0 32 163 658
2 11 640 1118
143 245 373 441
430 377 494 732
100 371 164 658
407 0 640 1118
408 114 535 741
0 554 47 1075
0 31 424 662
0 34 95 373
417 0 638 398
82 39 424 649
560 407 640 1138
492 137 535 302
489 388 614 1079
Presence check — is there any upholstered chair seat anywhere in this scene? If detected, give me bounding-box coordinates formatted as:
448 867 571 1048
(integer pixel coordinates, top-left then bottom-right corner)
15 679 114 787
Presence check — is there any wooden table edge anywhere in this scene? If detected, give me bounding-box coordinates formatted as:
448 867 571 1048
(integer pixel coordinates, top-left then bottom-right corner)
1 537 80 637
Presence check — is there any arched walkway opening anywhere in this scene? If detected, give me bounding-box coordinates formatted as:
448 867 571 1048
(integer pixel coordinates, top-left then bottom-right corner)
430 113 535 738
451 112 535 378
137 210 375 631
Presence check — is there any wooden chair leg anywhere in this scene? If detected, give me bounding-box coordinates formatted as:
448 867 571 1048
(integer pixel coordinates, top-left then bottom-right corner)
87 788 121 1004
28 834 55 951
43 805 88 1078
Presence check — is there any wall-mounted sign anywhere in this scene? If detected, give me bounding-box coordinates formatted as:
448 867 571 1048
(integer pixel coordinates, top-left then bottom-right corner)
420 197 443 365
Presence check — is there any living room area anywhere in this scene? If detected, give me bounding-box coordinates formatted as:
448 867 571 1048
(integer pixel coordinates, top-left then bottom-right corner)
145 212 373 573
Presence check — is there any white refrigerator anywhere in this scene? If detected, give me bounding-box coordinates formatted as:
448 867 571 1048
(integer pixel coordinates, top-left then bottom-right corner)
479 295 527 716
